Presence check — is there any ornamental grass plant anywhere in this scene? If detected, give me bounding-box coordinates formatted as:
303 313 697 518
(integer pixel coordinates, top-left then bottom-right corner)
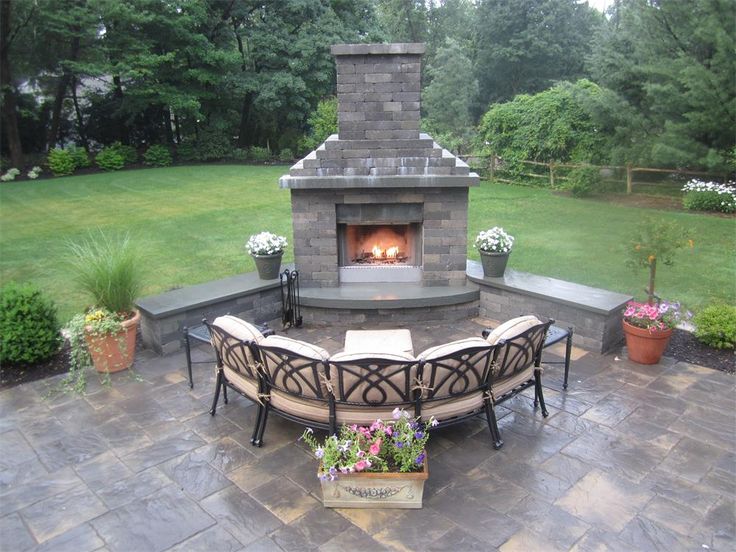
66 231 143 315
300 408 436 481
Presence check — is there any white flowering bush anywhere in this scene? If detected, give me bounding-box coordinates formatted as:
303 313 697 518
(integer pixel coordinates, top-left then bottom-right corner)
27 166 42 179
245 231 288 256
475 227 514 253
682 179 736 213
1 168 20 182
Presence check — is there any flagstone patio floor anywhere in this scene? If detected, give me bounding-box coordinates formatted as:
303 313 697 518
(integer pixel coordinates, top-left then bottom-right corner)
1 317 734 551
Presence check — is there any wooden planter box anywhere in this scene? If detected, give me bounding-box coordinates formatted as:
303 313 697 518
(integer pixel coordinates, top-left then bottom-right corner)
319 460 429 509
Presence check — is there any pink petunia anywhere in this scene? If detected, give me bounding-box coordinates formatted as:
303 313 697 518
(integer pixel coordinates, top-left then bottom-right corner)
624 307 635 317
355 461 366 471
369 438 382 456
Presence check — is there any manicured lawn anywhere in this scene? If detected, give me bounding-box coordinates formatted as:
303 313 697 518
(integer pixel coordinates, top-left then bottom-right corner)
1 165 733 321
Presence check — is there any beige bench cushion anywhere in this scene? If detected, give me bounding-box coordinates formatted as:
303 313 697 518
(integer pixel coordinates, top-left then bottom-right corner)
260 335 330 399
213 315 265 343
269 390 404 426
421 391 484 421
328 351 417 405
211 316 264 378
485 315 540 345
418 337 491 361
491 367 535 399
223 366 259 401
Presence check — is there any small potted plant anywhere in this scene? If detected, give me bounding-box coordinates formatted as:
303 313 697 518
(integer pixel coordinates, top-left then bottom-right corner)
475 226 514 277
622 301 690 364
64 231 143 385
300 408 436 509
623 218 693 364
246 231 288 279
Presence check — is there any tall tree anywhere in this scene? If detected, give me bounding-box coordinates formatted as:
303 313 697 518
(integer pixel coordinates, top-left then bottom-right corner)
376 0 427 43
474 0 602 107
589 0 736 170
423 38 477 136
1 0 36 167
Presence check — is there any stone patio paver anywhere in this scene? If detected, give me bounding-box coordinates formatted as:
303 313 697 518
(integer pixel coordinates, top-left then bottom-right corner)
0 317 734 551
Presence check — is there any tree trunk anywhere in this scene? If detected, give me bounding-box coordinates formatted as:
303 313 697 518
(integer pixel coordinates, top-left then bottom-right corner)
70 76 88 150
238 92 255 147
112 75 128 144
163 107 174 145
173 113 181 144
647 259 657 305
0 0 24 167
46 36 81 149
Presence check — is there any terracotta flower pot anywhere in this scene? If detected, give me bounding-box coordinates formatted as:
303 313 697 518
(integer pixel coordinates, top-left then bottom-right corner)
85 310 140 373
319 457 429 509
622 320 672 365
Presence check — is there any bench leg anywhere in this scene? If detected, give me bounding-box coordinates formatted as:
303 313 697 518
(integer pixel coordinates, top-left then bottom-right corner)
183 328 194 389
253 406 269 447
222 382 229 404
250 404 263 445
563 327 573 389
484 402 504 449
535 370 549 417
210 370 223 415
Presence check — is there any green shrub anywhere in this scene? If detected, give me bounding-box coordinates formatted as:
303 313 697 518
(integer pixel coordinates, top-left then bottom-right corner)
109 142 138 165
681 180 736 213
47 148 77 176
143 144 172 167
301 97 337 151
95 147 125 171
230 148 249 161
0 282 61 364
176 142 196 161
247 146 271 162
196 133 233 161
566 166 601 197
278 148 293 162
67 231 143 314
68 145 91 168
693 304 736 349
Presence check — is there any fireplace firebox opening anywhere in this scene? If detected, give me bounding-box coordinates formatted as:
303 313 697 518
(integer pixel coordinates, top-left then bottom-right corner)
338 223 421 267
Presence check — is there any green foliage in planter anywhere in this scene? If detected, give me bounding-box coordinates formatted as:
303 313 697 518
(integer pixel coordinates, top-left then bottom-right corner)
108 142 138 165
693 304 736 349
277 148 293 162
47 148 76 176
68 146 91 168
67 231 143 314
143 144 172 167
95 147 125 171
0 282 61 364
567 166 601 197
248 146 271 162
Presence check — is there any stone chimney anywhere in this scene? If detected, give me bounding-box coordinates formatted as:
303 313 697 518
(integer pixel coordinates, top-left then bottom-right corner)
333 43 423 141
281 43 472 180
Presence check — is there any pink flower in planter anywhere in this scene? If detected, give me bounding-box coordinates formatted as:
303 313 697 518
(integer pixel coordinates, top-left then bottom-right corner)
369 438 382 456
355 461 366 471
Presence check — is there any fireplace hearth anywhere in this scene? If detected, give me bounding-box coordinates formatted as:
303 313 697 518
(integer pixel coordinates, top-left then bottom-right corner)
279 43 479 288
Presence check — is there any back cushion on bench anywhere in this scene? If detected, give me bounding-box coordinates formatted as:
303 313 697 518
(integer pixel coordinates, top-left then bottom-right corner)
259 335 330 399
418 338 493 400
328 351 417 406
484 315 540 345
211 316 264 378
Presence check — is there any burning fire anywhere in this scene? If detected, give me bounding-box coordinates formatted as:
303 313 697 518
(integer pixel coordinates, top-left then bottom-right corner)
371 244 400 258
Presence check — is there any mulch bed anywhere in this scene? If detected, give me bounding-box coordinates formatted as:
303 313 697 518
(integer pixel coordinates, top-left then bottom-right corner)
0 343 71 390
664 328 734 375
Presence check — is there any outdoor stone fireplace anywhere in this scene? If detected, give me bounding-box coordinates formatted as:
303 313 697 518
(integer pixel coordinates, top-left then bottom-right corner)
279 43 479 287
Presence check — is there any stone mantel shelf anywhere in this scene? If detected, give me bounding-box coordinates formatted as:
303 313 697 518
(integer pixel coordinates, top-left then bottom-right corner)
279 173 479 189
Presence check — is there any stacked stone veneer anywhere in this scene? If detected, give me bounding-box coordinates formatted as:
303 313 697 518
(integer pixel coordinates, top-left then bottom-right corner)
291 187 469 287
287 43 471 178
280 43 479 288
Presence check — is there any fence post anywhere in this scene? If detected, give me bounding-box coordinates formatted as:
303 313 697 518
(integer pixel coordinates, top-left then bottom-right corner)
626 163 633 194
549 162 555 187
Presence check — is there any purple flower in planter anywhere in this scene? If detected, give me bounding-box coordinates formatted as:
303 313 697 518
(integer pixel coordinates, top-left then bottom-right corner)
315 447 324 459
414 431 424 439
415 452 426 465
396 440 404 449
